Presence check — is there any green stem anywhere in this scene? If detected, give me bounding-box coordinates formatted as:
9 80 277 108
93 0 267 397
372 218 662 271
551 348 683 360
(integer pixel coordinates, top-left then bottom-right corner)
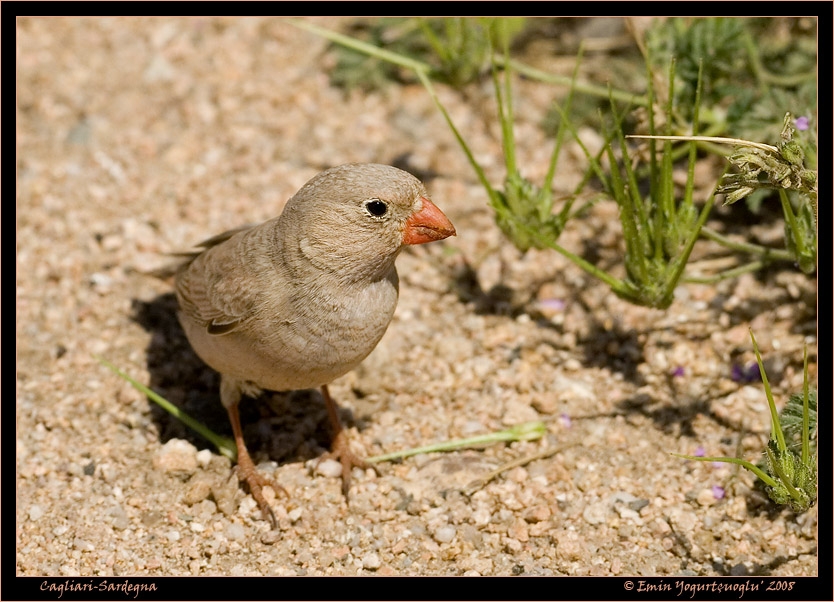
749 330 787 453
779 188 810 263
801 345 810 465
366 421 546 463
498 55 649 106
671 453 779 489
684 260 768 284
531 230 632 295
490 23 516 175
542 44 584 199
627 135 778 154
699 226 793 261
662 187 715 295
289 19 433 74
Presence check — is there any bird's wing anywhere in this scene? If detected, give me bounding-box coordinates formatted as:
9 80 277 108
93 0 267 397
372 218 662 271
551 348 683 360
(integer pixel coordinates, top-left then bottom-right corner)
175 225 260 335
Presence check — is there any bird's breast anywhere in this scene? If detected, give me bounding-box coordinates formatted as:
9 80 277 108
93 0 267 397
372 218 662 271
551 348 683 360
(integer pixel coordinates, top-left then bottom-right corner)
195 271 399 392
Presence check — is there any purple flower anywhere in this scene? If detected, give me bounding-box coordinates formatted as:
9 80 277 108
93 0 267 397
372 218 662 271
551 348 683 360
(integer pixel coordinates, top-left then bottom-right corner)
794 116 810 131
559 413 572 429
538 298 566 312
694 446 706 457
671 366 685 378
731 362 761 383
712 485 726 500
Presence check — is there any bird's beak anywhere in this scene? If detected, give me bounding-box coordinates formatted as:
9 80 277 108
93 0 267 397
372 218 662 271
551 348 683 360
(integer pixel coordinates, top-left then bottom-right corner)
402 197 456 246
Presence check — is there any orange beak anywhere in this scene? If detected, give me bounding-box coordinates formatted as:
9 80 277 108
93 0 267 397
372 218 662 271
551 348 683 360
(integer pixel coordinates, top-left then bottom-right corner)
402 197 456 246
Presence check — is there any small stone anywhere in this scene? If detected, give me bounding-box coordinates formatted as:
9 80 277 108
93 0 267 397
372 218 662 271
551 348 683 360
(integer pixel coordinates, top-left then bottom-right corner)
362 553 382 570
196 449 213 469
433 525 456 544
28 505 44 521
582 501 609 525
152 439 198 478
472 507 492 526
107 504 130 530
225 523 246 542
184 474 214 505
315 459 343 478
376 565 398 576
697 487 718 506
73 538 95 552
523 505 551 523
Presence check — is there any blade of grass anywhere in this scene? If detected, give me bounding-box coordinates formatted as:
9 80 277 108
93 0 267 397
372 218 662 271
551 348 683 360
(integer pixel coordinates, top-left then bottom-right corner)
671 453 779 488
749 330 787 453
366 421 546 463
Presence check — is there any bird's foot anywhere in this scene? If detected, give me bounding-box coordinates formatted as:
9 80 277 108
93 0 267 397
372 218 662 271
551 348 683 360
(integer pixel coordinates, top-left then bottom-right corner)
233 452 288 529
322 430 378 498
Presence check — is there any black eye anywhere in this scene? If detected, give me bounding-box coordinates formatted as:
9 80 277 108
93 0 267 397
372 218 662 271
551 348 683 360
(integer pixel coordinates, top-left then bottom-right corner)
364 199 388 217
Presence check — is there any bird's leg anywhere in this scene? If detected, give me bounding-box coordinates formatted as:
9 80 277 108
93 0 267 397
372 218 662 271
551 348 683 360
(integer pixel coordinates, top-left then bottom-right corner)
320 384 374 496
221 378 286 528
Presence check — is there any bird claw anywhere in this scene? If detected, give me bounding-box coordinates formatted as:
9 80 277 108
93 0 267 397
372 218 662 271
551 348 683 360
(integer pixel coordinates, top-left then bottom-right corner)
320 430 378 498
233 457 288 529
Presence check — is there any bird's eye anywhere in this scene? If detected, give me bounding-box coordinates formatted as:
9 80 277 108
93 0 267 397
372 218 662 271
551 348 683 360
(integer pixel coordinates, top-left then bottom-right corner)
363 199 388 218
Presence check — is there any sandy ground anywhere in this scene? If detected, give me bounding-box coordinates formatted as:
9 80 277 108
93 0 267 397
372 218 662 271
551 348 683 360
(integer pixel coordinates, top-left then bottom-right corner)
16 16 818 586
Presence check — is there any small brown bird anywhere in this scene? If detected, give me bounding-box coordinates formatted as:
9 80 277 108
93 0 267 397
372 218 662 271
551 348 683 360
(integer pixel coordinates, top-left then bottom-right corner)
173 163 455 525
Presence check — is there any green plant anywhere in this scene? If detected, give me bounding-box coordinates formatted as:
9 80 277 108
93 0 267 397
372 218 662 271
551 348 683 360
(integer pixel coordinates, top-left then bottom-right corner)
294 18 719 309
294 17 816 299
673 330 817 514
720 113 817 274
567 60 714 309
633 112 818 277
644 18 817 140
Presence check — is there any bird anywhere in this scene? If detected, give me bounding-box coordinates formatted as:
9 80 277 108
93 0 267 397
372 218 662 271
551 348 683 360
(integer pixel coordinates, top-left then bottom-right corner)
172 163 456 526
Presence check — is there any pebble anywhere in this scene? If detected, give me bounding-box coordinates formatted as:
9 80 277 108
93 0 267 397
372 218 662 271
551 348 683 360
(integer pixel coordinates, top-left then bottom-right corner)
28 505 44 521
697 487 718 506
107 505 130 530
315 459 343 478
184 474 214 505
362 553 382 570
196 449 214 469
152 439 198 478
523 505 551 523
225 523 246 542
582 501 609 525
432 526 456 544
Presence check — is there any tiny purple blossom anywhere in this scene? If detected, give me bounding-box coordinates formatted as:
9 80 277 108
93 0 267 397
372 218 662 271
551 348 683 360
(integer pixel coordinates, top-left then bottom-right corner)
694 446 706 457
559 413 572 429
731 362 761 383
712 485 726 500
794 116 810 131
538 298 566 312
671 366 685 377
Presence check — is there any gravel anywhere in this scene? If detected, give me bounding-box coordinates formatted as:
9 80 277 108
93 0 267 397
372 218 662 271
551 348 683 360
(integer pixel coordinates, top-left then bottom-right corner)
16 16 817 583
